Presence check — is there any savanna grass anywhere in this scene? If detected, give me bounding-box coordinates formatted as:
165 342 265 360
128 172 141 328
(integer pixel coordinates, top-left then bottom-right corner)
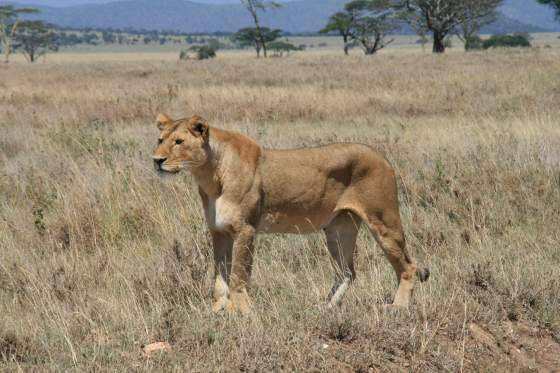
1 49 559 371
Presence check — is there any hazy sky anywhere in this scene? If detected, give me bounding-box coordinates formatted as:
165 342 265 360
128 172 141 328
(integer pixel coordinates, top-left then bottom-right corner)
8 0 274 6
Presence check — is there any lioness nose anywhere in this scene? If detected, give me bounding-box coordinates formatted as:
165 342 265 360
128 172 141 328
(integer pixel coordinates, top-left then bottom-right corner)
153 157 166 169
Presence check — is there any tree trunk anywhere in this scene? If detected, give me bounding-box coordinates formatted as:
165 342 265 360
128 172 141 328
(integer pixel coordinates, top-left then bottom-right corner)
2 38 11 63
432 31 446 53
363 36 382 55
343 35 349 55
363 43 375 55
249 8 267 58
27 47 36 63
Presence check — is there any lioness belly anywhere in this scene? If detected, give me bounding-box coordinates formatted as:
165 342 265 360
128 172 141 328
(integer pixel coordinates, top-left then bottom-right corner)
257 208 336 234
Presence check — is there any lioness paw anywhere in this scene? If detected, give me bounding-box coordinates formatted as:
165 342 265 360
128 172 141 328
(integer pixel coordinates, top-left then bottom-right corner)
212 298 229 313
382 303 408 311
226 291 253 316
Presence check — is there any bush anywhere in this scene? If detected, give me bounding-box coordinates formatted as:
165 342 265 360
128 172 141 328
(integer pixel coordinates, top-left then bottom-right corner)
465 35 484 50
483 34 531 49
267 41 300 57
180 45 216 60
193 45 216 60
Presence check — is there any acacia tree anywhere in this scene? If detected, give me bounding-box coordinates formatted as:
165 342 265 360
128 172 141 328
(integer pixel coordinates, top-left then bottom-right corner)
395 0 502 53
322 0 398 56
347 0 399 55
0 5 38 63
14 21 58 63
537 0 560 19
233 27 281 57
267 40 300 57
320 12 354 55
240 0 281 58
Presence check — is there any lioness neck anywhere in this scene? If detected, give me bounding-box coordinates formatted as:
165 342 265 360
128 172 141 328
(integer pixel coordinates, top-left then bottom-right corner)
190 127 261 199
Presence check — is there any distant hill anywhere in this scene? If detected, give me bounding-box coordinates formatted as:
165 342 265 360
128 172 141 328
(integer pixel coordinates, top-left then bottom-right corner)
12 0 352 33
7 0 559 34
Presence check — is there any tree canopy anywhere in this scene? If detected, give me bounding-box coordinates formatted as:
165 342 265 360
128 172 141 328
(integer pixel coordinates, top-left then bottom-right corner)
537 0 560 19
347 0 399 55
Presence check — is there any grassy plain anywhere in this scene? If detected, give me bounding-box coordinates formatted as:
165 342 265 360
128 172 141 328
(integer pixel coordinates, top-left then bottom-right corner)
5 33 560 63
1 45 560 371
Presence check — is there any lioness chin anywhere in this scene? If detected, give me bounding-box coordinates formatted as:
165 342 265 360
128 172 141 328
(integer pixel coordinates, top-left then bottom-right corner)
153 114 429 315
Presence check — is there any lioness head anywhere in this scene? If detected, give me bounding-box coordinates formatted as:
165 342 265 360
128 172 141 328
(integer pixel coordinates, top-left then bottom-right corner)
152 113 210 174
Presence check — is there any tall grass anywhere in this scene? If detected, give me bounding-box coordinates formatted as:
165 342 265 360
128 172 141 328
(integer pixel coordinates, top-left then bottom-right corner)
1 49 559 371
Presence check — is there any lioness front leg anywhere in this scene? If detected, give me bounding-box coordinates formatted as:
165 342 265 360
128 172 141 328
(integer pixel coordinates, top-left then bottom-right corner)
226 225 256 315
210 230 232 313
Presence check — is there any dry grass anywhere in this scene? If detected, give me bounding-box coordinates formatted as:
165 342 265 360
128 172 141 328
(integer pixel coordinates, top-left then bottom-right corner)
1 49 560 371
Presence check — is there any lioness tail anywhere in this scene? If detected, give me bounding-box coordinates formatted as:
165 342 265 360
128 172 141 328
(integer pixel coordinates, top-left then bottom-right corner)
416 268 430 282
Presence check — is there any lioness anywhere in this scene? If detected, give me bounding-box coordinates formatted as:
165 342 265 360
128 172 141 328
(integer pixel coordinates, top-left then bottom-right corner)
153 114 429 314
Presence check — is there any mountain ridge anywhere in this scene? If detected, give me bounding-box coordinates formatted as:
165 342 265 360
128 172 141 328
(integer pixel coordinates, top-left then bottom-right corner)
6 0 559 34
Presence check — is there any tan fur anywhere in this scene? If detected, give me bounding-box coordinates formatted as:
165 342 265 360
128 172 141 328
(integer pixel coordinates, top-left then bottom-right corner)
153 114 429 314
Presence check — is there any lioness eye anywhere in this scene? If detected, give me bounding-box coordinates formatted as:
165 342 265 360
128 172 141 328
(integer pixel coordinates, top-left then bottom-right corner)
175 139 184 145
158 138 163 144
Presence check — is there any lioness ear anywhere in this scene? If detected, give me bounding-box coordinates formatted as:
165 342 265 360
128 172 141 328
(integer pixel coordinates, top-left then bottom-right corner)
188 116 209 139
156 113 173 131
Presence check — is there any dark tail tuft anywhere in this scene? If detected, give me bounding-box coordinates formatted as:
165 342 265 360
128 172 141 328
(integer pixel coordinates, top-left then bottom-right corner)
416 268 430 282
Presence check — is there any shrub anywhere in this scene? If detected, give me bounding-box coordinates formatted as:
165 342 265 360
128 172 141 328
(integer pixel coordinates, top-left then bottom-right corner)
483 34 531 49
465 35 484 51
180 45 216 60
193 45 216 60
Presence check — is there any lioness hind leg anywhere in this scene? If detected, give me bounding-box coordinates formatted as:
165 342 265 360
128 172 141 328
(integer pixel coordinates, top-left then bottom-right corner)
324 211 361 307
365 212 418 308
211 230 232 313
